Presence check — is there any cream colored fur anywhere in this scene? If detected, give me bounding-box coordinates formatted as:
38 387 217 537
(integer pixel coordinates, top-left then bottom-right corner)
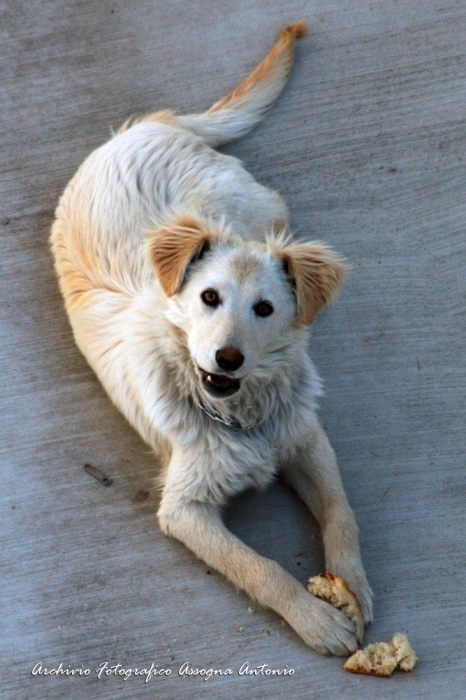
50 22 372 656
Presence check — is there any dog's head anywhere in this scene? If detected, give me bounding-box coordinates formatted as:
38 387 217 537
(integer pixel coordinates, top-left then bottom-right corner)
148 216 346 401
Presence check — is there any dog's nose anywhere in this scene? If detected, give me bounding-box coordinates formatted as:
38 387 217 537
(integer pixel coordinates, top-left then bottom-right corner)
216 347 244 372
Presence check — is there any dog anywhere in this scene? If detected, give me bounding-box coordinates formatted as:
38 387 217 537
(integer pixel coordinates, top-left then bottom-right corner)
50 22 373 656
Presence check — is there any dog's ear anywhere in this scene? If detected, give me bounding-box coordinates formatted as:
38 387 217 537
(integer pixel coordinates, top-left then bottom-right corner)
147 217 219 297
271 238 347 326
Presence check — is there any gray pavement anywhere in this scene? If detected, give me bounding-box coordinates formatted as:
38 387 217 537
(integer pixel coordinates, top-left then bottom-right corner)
1 1 465 698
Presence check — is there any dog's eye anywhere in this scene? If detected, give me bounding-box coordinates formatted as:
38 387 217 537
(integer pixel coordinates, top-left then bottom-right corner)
201 289 220 307
254 301 274 317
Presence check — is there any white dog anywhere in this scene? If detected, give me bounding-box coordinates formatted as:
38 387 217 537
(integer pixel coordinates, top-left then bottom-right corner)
51 22 372 656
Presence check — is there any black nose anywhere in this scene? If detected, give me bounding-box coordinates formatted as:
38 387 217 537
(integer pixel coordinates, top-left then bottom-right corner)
216 347 244 372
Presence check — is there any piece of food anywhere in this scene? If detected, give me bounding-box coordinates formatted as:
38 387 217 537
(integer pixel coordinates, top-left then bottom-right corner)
343 641 398 677
391 633 418 672
308 572 364 643
343 634 418 677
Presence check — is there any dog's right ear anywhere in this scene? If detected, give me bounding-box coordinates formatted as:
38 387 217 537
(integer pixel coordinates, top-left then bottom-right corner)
147 217 220 297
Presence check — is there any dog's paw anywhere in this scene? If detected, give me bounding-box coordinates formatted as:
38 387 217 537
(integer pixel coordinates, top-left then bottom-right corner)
285 590 358 656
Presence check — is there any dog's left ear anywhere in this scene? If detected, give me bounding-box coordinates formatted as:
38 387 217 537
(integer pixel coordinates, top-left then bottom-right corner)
271 239 347 326
147 217 219 297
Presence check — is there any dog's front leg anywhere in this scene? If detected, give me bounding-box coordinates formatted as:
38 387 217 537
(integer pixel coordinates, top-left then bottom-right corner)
281 426 373 625
157 449 357 656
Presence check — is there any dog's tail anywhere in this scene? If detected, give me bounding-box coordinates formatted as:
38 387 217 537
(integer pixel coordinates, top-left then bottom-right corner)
177 22 308 146
122 23 308 145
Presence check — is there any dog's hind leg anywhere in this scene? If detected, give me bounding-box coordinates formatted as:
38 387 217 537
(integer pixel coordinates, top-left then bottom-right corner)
121 22 308 146
281 426 374 625
158 449 358 657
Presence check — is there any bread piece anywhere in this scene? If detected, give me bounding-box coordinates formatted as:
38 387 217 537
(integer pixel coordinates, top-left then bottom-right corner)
343 634 418 677
343 642 397 677
308 572 364 643
391 633 418 671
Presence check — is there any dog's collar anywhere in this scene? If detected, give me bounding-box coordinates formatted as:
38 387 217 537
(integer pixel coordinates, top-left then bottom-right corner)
196 400 265 432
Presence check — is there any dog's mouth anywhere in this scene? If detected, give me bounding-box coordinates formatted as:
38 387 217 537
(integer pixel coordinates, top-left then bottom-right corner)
199 369 241 398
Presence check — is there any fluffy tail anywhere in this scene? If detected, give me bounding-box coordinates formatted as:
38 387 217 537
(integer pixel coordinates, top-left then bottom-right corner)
178 22 308 146
122 23 308 145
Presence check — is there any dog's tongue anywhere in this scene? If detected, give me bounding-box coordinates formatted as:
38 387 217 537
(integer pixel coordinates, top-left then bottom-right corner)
207 373 235 388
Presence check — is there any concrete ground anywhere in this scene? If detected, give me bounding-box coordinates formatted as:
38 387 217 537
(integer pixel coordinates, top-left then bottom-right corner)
1 1 465 698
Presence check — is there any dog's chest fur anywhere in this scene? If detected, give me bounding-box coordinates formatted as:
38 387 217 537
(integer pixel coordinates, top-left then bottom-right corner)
101 301 322 505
